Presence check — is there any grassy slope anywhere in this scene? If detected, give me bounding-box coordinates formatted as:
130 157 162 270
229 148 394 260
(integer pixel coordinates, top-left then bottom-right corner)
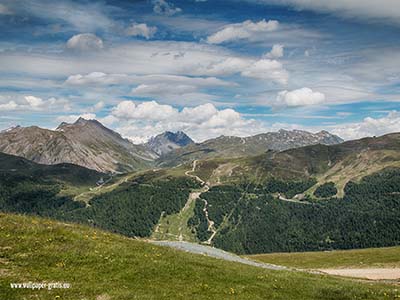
1 213 399 300
246 247 400 269
151 196 198 242
188 134 400 198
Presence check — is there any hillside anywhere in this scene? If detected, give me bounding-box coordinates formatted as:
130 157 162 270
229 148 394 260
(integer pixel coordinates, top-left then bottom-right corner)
0 152 104 189
1 132 400 255
1 213 399 300
189 133 400 192
159 129 343 167
0 118 156 173
0 150 204 240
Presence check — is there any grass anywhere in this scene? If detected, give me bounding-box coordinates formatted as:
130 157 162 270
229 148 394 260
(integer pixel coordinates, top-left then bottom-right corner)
305 150 400 197
246 247 400 269
151 193 198 242
1 213 400 300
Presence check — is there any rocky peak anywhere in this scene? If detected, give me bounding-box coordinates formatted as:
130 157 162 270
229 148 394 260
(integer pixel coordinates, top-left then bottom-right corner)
147 131 194 156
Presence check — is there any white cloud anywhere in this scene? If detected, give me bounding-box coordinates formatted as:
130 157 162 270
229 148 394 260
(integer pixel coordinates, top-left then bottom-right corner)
207 19 279 44
331 111 400 140
0 94 70 112
197 57 250 76
5 0 114 32
65 72 235 104
65 72 233 88
132 83 197 96
1 41 286 84
264 44 284 59
112 100 179 121
125 23 157 39
0 101 18 111
109 100 267 142
85 101 105 113
24 95 44 107
255 0 400 25
275 87 325 107
66 33 103 51
152 0 182 16
241 59 289 84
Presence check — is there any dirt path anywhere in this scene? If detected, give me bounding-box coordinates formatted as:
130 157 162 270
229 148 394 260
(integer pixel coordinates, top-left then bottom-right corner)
319 268 400 280
184 160 205 185
201 198 217 245
184 160 217 244
151 241 288 271
277 193 311 205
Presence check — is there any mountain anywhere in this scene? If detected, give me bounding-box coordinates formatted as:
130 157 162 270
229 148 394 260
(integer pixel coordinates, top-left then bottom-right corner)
191 132 400 192
1 131 400 256
0 118 156 173
184 132 400 254
146 131 194 156
158 129 344 166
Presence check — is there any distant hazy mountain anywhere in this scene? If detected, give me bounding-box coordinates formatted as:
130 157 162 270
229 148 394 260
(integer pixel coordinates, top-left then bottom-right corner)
0 118 156 173
146 131 194 156
158 129 344 166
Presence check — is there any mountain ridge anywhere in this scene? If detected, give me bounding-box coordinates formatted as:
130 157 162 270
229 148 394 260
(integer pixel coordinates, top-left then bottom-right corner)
0 118 344 172
0 118 155 173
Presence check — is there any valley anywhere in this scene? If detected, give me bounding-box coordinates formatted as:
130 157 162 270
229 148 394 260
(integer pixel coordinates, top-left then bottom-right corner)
1 126 400 256
1 120 400 298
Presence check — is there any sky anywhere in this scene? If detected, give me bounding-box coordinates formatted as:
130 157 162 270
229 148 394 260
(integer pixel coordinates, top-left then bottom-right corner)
0 0 400 143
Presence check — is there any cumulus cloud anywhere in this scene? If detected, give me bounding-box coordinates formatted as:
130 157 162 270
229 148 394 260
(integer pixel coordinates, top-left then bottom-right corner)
332 111 400 140
109 100 266 142
275 88 325 107
24 95 44 107
66 33 103 51
0 101 18 111
264 44 284 59
152 0 182 16
241 59 289 84
112 100 178 121
125 23 157 39
0 95 70 112
207 19 279 44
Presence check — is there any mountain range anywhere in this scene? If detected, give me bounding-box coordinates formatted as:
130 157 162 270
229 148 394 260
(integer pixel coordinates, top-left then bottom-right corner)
0 129 399 255
0 118 344 172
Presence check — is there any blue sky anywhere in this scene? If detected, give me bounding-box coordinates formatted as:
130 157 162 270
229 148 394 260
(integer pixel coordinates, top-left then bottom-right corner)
0 0 399 142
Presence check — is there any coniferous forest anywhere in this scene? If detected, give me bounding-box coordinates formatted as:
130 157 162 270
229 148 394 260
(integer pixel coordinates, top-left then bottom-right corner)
189 169 400 254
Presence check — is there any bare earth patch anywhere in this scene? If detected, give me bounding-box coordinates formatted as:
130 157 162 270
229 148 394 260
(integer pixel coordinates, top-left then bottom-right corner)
319 268 400 280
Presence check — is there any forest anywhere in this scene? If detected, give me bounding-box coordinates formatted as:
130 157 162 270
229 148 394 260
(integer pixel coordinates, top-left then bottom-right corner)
0 172 200 237
189 169 400 254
